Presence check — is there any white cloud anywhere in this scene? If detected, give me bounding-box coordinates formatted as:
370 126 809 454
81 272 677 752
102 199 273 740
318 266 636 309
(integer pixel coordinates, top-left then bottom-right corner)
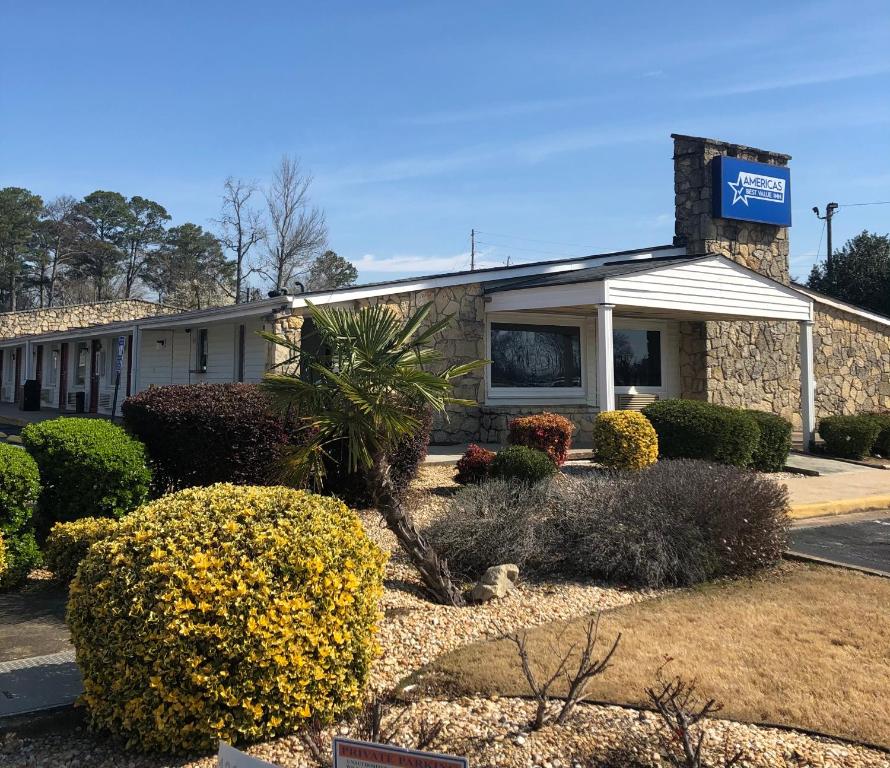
354 251 472 277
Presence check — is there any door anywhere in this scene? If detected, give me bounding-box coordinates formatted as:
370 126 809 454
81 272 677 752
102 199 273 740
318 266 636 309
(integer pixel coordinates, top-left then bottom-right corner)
58 343 69 409
35 345 43 385
89 340 101 413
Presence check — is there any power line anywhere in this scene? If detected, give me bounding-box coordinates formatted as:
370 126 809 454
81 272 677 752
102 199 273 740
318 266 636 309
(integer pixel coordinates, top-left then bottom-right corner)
838 200 890 208
474 239 588 259
474 230 599 251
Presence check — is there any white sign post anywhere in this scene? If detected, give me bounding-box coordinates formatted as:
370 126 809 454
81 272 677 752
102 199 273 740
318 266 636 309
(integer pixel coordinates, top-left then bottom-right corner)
218 742 282 768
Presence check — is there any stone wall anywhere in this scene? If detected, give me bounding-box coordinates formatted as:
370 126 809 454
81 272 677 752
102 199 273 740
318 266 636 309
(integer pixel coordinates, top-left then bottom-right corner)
0 299 179 340
814 303 890 415
479 404 598 447
705 319 801 426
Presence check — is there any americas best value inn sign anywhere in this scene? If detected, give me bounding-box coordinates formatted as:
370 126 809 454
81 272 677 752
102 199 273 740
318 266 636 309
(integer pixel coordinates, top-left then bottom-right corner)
712 156 792 227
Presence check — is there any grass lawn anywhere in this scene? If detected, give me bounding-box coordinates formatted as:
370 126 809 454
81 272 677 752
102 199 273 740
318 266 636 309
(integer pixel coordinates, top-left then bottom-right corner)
415 563 890 749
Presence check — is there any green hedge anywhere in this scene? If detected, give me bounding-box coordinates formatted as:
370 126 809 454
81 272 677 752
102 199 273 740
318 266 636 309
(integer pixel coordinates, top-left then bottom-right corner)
746 410 793 472
642 399 760 468
22 418 151 531
490 445 557 484
0 443 40 535
818 415 881 459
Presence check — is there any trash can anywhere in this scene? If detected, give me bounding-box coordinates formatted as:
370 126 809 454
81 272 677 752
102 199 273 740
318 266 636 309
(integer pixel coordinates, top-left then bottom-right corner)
21 379 40 411
75 391 86 413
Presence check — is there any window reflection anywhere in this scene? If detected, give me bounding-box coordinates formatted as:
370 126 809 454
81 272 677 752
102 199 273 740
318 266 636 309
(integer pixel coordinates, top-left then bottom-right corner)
491 323 581 388
614 330 661 387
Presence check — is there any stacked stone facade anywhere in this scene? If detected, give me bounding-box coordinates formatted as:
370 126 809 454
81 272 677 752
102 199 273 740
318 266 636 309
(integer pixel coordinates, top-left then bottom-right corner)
674 134 890 427
0 299 178 340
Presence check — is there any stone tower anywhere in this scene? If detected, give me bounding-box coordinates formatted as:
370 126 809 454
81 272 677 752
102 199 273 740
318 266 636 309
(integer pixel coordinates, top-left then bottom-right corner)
672 133 791 285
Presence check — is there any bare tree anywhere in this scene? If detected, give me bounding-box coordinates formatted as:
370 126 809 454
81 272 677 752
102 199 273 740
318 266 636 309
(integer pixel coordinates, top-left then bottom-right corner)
32 196 84 307
216 177 266 303
262 155 327 293
507 614 621 730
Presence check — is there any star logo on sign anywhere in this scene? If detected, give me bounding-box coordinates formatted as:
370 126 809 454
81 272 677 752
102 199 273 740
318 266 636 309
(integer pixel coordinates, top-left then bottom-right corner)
728 177 749 206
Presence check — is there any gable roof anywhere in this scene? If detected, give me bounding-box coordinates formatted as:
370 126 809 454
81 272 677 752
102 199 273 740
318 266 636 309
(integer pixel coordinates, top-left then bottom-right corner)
484 253 705 293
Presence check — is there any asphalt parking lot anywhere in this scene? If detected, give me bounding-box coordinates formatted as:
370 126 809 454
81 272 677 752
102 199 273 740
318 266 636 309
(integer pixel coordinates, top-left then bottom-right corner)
790 513 890 576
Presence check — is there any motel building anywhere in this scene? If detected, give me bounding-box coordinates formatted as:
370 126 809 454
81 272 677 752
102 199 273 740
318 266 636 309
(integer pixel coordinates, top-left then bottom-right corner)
2 134 890 450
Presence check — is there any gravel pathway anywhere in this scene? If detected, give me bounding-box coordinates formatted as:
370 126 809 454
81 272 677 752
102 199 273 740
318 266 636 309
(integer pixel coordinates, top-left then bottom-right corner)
2 466 888 767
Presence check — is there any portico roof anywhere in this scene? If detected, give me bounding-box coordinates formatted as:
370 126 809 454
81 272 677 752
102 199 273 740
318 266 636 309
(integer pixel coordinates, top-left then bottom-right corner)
484 252 814 322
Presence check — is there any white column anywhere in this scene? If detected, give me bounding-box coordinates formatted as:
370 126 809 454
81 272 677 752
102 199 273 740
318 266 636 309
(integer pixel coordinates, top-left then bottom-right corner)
131 325 141 395
799 319 816 452
597 303 616 412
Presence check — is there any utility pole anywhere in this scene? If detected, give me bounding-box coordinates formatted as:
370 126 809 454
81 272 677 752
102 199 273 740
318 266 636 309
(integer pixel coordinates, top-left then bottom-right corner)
813 202 839 281
470 229 475 271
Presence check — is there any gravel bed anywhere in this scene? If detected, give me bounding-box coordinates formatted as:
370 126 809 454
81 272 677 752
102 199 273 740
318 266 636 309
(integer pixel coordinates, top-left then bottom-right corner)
2 466 885 767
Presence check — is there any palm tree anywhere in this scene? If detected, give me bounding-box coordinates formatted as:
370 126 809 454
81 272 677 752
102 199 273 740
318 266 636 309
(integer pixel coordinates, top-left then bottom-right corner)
261 301 487 607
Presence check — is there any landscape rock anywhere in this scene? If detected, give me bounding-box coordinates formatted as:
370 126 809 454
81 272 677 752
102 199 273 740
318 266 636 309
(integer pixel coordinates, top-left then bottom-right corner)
470 563 520 602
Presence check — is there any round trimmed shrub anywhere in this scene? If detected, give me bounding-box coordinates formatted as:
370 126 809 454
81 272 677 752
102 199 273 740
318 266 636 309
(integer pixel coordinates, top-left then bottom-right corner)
68 484 386 753
745 410 792 472
0 531 41 590
455 444 496 484
45 517 119 584
490 445 557 484
818 415 881 459
0 443 40 535
21 418 150 530
507 412 575 465
592 410 658 469
122 383 296 493
642 399 760 468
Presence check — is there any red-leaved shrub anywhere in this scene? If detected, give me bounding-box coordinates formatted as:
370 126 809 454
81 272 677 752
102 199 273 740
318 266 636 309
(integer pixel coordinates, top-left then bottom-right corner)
507 412 575 465
455 444 496 484
122 383 295 493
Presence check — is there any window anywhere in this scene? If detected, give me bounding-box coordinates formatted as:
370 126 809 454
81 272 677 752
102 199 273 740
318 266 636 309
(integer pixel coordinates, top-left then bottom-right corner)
75 343 88 385
196 329 208 372
491 322 582 388
614 329 661 387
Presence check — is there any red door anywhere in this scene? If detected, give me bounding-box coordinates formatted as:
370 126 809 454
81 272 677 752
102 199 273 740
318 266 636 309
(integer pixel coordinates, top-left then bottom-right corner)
13 348 22 404
89 340 100 413
58 343 69 410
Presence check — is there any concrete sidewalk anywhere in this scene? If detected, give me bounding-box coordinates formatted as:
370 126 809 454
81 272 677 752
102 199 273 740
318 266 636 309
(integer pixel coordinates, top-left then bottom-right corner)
0 652 82 717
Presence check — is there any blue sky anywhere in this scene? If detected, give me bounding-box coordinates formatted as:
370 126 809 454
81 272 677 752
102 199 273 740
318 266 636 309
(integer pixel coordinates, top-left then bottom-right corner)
2 1 889 286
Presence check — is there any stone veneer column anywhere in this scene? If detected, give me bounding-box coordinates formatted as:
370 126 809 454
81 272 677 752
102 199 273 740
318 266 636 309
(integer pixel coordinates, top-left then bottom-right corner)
672 133 791 284
672 134 800 424
265 308 303 375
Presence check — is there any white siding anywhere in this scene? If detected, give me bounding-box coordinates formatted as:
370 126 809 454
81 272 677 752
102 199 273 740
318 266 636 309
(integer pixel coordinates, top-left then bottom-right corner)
243 318 269 382
606 257 812 320
139 330 176 388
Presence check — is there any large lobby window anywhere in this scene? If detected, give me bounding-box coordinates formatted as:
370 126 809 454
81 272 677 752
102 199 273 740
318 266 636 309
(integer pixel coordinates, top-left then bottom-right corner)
614 329 661 387
491 322 582 388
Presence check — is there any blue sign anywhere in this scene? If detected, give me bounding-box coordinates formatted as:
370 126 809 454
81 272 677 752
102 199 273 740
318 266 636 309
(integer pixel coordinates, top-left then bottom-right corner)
712 156 791 226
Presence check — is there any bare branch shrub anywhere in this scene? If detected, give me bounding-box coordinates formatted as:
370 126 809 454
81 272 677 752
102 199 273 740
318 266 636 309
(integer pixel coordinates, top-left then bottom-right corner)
506 614 621 730
299 692 445 766
645 662 743 768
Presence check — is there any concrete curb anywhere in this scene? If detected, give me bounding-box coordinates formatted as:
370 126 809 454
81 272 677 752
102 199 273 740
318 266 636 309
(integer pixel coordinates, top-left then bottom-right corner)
790 494 890 519
785 550 890 579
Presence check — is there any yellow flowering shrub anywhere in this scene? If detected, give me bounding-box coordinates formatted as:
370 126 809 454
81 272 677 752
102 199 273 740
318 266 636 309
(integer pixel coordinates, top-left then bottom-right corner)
67 484 387 753
0 533 7 582
45 517 120 584
592 410 659 470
